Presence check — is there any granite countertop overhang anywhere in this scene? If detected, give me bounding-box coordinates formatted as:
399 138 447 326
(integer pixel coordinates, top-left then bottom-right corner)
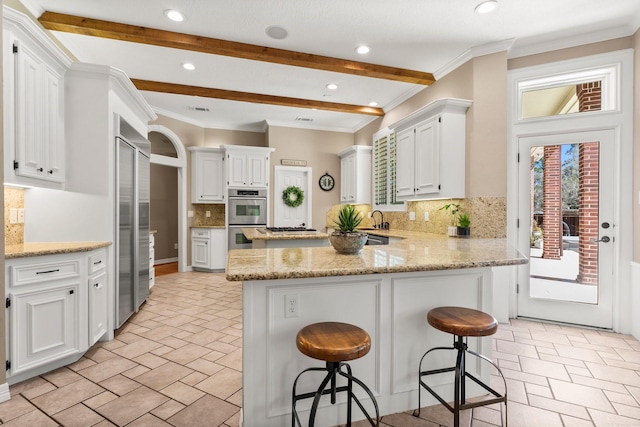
6 241 112 259
241 227 329 241
226 233 528 281
191 225 226 229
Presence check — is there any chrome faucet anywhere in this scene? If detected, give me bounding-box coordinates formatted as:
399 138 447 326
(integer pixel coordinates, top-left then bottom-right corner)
371 210 384 229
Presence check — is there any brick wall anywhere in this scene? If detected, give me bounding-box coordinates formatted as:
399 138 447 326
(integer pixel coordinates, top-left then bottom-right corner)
542 145 562 260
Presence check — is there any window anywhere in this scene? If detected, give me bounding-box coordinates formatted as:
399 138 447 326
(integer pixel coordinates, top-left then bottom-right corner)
373 128 404 211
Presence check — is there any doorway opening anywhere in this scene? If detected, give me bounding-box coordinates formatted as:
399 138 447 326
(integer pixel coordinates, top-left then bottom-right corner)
148 125 188 273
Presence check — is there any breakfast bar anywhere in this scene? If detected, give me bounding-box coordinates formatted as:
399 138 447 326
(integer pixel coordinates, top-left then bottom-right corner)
226 233 527 427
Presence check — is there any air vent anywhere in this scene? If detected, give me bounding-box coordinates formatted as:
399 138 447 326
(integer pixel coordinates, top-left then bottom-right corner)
296 117 314 122
188 106 210 112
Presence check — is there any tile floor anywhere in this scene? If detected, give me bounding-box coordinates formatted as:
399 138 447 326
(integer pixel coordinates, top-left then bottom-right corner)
1 271 640 426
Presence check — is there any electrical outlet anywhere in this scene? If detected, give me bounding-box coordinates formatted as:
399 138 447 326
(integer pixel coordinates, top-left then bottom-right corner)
9 208 17 224
285 294 299 318
17 208 24 224
174 243 178 249
409 211 416 221
206 210 211 217
424 211 429 221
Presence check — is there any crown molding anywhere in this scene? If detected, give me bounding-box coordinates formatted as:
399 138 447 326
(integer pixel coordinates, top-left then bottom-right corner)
434 39 515 80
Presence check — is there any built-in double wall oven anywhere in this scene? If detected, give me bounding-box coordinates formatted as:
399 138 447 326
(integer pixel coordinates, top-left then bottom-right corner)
228 189 267 250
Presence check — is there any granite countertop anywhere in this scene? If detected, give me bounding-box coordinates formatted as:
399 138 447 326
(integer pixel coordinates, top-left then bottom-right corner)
242 227 329 241
226 232 528 281
191 225 226 229
6 241 112 259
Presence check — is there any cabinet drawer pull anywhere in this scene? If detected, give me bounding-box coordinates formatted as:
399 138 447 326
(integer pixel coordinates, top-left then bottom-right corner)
69 289 74 295
37 167 43 172
36 269 60 275
93 260 102 265
94 283 102 289
48 170 53 174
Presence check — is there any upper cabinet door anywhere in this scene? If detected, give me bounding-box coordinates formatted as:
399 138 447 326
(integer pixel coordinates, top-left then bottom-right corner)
227 152 248 187
191 149 224 203
247 152 269 187
414 116 440 196
395 127 415 198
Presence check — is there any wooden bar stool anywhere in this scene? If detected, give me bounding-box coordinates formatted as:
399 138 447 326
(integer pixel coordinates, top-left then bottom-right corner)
292 322 380 427
413 307 507 427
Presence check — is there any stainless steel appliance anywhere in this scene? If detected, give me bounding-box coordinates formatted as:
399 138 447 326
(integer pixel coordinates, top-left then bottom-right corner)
228 189 267 250
228 189 268 225
228 225 262 250
116 136 150 328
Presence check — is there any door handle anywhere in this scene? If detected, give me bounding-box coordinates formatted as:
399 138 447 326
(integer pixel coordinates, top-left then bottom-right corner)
591 236 611 243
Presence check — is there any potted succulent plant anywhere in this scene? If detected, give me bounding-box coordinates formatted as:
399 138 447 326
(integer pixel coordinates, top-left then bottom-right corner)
329 204 368 254
456 213 471 238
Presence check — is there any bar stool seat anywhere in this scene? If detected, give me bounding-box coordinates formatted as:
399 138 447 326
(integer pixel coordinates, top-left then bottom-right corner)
414 307 507 427
292 322 379 427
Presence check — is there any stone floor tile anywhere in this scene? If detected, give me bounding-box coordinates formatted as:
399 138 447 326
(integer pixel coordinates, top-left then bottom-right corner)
520 356 570 381
530 330 572 345
500 367 549 387
83 390 119 410
77 355 139 383
496 340 539 359
9 376 55 399
133 352 170 369
67 356 98 372
185 358 225 376
605 389 639 407
588 408 640 426
206 340 239 354
216 348 243 371
612 402 640 419
528 394 591 420
525 383 553 399
0 394 40 422
182 329 226 346
31 377 104 415
162 343 212 365
378 411 440 426
571 374 629 394
585 361 640 387
122 364 151 379
554 343 605 364
99 374 142 396
151 399 186 420
506 401 563 427
413 402 472 427
2 407 59 426
227 389 243 407
126 413 173 426
52 403 105 426
135 361 194 391
180 371 209 387
548 378 614 412
84 347 119 363
560 414 599 427
565 365 592 377
167 395 240 427
96 386 169 426
111 338 164 360
160 381 206 405
40 367 83 388
194 367 242 400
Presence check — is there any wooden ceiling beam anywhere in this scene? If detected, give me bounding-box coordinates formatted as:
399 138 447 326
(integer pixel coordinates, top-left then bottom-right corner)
39 11 435 86
131 79 385 116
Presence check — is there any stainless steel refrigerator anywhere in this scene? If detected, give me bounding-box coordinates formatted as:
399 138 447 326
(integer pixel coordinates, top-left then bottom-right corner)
116 136 150 329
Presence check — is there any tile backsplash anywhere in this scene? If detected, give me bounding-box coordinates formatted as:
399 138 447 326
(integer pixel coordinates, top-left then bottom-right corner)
5 187 25 245
325 197 506 238
193 204 225 227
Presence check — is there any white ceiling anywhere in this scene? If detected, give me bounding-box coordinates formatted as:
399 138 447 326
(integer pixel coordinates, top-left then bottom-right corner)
18 0 640 132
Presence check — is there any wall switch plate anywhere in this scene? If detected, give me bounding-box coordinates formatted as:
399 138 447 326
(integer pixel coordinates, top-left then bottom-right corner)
206 210 211 217
188 210 194 218
424 211 429 221
9 208 17 224
174 243 179 249
17 208 24 224
409 211 415 221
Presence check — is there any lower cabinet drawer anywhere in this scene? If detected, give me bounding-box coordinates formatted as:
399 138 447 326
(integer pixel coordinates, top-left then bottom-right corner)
10 259 81 287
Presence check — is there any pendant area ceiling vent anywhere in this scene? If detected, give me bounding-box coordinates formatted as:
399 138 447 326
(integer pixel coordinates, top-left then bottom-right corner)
188 106 210 112
296 117 314 122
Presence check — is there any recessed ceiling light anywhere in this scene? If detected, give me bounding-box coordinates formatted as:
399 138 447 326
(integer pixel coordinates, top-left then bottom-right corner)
182 62 195 71
265 26 288 40
356 45 370 55
164 9 185 22
475 1 498 14
369 101 379 107
326 83 338 90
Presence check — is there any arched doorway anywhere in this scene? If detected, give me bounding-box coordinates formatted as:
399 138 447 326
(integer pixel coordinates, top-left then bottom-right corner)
148 125 188 273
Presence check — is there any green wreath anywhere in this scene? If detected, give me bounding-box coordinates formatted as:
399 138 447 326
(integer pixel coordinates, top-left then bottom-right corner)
282 186 304 207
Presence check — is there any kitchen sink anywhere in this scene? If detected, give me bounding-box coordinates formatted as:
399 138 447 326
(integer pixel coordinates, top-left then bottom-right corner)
364 234 389 245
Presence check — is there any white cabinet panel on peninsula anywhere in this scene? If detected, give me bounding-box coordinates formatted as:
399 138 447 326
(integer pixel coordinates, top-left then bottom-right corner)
191 228 226 271
393 98 471 200
222 145 274 188
189 147 225 203
3 6 71 188
5 246 109 385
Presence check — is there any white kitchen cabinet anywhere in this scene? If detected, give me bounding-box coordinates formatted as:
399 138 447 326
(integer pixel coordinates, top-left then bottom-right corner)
189 147 225 203
393 98 471 200
191 228 226 271
5 247 108 384
3 7 71 188
338 145 372 204
222 145 274 188
149 233 155 289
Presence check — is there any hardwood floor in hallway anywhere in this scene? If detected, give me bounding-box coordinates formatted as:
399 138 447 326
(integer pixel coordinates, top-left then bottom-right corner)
1 271 640 426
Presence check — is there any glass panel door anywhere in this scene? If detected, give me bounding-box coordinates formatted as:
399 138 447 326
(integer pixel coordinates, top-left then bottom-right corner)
517 130 614 328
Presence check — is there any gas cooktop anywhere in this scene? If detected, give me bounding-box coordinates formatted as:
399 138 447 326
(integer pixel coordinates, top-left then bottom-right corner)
265 227 317 232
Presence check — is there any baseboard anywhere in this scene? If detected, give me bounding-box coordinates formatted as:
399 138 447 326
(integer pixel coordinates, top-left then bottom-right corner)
0 382 10 403
155 257 178 265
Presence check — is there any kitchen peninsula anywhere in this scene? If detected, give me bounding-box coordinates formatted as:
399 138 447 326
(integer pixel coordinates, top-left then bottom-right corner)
226 233 527 427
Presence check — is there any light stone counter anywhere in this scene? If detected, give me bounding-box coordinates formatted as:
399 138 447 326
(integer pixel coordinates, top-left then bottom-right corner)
6 241 112 259
242 227 329 241
226 233 526 281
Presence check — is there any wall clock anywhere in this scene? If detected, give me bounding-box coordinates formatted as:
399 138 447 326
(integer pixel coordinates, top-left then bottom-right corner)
319 173 335 191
